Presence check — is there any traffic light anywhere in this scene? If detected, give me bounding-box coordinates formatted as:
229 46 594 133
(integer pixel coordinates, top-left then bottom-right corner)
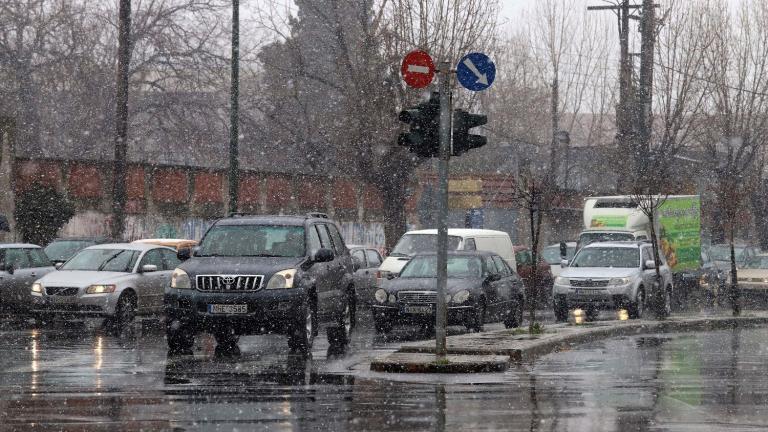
452 109 487 156
398 92 440 158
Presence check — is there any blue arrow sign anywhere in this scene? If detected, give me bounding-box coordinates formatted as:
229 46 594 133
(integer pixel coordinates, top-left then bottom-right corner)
456 52 495 91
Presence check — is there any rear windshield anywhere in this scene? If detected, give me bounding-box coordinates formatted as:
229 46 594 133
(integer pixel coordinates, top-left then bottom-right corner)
542 245 576 264
44 240 95 261
61 249 139 272
570 247 639 268
390 234 461 257
199 225 306 257
400 255 483 278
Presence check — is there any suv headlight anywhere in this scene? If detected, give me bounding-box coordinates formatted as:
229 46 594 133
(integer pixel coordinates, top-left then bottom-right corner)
609 277 630 286
555 277 570 285
86 284 116 294
31 283 43 296
453 290 470 304
266 269 297 289
171 268 191 289
374 289 388 303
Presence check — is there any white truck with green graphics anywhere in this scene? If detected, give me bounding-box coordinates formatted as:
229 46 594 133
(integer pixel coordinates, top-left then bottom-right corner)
577 195 702 274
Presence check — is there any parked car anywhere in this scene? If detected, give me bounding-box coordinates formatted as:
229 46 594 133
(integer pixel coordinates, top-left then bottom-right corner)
348 245 383 307
377 228 516 281
542 242 577 277
709 243 759 270
44 237 114 265
0 244 56 314
132 238 197 256
30 243 179 331
736 254 768 293
372 251 525 334
553 241 674 322
164 213 355 356
513 245 553 304
673 249 726 309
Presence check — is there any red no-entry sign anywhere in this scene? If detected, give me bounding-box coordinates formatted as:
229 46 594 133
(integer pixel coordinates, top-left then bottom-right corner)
401 50 435 88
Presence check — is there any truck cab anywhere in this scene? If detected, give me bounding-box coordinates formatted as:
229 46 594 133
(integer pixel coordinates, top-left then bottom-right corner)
577 197 651 250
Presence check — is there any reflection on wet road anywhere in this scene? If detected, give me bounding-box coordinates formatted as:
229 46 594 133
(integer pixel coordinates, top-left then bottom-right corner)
1 313 767 431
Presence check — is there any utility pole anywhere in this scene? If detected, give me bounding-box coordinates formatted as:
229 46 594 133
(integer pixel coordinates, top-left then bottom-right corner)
549 75 559 179
228 0 240 214
637 0 656 179
435 61 452 360
588 1 639 190
111 0 131 240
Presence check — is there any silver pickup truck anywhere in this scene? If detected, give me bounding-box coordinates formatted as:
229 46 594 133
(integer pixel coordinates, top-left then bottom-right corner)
552 241 674 321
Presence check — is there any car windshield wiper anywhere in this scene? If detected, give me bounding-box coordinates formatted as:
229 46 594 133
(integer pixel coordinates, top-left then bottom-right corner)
97 250 127 271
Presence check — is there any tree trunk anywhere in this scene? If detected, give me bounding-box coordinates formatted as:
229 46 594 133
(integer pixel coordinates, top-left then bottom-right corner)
729 223 741 316
647 211 666 319
379 175 409 251
111 0 132 240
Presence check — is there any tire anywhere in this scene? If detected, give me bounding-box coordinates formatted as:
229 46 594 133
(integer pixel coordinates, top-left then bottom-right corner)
108 292 136 334
287 298 316 356
504 296 524 328
466 301 485 332
166 319 194 355
553 298 569 323
628 288 645 319
327 295 353 347
374 316 392 334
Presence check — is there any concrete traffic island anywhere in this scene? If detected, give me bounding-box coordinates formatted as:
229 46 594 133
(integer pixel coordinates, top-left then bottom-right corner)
369 311 768 373
370 353 510 373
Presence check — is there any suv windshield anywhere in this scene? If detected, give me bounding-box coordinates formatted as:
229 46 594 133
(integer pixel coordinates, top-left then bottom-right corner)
390 234 461 257
44 240 95 261
400 255 483 278
578 232 635 249
570 247 639 268
709 245 745 262
61 249 139 272
198 225 306 257
744 256 768 269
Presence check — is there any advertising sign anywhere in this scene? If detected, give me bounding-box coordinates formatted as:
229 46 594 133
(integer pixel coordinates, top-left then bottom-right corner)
658 196 701 271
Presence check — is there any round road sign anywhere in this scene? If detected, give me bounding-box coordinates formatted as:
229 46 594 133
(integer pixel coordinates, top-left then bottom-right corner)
401 50 435 88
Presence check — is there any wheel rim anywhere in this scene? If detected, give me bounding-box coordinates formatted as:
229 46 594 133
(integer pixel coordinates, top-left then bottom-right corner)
120 297 135 324
305 307 314 346
342 303 352 335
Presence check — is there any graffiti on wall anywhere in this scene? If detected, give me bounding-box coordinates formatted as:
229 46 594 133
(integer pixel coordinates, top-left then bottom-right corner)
60 211 215 241
339 222 385 248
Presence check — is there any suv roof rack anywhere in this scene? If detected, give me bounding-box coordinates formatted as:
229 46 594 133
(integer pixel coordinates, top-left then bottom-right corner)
306 212 329 219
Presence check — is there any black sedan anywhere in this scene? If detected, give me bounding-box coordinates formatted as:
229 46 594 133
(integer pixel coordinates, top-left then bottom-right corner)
371 251 525 334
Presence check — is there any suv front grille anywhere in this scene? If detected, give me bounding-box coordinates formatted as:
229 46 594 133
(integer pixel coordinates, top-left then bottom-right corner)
45 287 79 296
570 279 610 287
196 275 264 292
398 291 437 304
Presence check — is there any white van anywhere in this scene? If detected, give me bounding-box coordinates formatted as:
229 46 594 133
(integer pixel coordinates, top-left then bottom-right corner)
378 228 516 278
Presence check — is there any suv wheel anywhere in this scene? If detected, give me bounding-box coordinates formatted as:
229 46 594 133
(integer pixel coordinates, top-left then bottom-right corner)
504 296 524 328
553 297 569 322
288 298 316 356
166 319 194 355
629 288 645 319
327 294 353 347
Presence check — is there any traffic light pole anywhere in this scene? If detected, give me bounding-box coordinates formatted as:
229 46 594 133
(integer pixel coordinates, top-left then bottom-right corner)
436 62 452 360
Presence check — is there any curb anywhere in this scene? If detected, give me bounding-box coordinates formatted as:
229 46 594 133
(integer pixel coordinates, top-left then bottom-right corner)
370 353 509 373
395 314 768 364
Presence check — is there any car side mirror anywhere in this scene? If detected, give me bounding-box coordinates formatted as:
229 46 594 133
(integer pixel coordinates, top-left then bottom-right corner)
486 273 501 282
559 241 567 259
177 247 191 261
141 264 158 273
312 248 334 263
386 272 398 280
644 260 656 269
560 259 569 268
352 256 363 271
54 262 63 270
2 264 14 275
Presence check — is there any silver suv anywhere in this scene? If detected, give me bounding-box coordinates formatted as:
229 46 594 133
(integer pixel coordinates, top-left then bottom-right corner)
552 241 673 321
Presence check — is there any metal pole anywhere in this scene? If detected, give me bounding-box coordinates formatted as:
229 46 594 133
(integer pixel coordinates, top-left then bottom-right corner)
436 62 452 359
228 0 240 214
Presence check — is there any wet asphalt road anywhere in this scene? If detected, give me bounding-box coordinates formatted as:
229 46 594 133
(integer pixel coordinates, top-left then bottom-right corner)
1 310 767 431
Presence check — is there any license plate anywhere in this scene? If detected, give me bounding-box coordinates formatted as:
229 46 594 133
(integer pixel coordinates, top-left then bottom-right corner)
403 305 432 314
208 304 248 314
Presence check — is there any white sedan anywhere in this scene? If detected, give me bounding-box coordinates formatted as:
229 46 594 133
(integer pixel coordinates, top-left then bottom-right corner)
737 254 768 292
30 243 180 332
